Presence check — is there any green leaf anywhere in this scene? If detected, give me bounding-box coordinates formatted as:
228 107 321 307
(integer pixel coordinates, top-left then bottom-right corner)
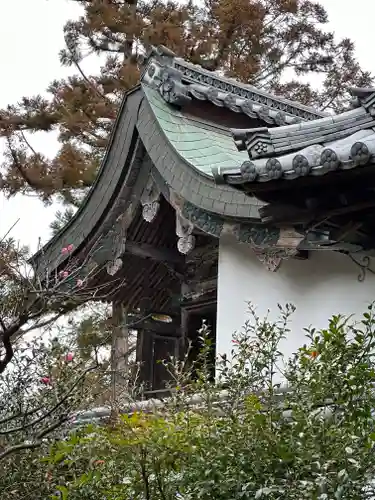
56 485 69 500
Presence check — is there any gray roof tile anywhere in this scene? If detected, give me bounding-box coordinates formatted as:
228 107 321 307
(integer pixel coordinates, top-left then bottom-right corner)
215 88 375 186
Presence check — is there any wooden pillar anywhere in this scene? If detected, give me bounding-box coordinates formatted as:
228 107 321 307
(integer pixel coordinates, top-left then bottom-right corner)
111 302 129 410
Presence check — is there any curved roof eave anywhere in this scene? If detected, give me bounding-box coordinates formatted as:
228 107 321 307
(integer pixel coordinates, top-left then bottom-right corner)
30 86 142 271
137 85 264 221
31 81 279 275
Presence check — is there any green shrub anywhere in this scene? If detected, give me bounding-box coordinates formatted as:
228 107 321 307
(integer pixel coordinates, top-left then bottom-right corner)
45 304 375 499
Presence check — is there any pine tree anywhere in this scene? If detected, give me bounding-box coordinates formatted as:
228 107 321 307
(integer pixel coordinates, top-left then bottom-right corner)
0 0 371 224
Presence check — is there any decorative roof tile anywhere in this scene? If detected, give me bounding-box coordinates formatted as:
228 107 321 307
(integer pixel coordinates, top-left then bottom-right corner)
140 45 326 126
213 87 375 185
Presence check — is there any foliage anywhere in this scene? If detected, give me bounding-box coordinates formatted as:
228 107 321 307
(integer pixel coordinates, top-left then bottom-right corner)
0 237 137 496
0 234 126 461
50 208 76 236
42 304 375 499
0 225 131 375
0 0 371 227
0 314 113 499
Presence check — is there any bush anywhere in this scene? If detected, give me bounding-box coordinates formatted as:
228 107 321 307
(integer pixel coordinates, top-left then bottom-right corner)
46 304 375 499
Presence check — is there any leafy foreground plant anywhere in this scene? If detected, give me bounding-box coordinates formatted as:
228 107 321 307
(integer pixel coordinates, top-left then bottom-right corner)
46 304 375 499
0 302 119 500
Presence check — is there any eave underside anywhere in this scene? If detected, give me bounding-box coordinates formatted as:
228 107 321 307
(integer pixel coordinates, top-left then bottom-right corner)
85 198 183 312
31 86 267 276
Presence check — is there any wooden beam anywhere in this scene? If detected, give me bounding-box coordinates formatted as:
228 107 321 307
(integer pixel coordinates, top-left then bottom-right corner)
136 319 180 336
125 241 184 264
314 199 375 221
127 312 180 335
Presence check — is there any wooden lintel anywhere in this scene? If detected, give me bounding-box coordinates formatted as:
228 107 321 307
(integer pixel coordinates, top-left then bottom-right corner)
125 241 184 264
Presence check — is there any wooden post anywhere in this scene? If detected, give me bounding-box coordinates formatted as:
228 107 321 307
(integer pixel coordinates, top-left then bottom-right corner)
111 302 129 413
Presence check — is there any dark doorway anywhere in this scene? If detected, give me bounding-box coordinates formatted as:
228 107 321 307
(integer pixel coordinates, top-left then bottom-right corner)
185 302 217 381
151 334 178 392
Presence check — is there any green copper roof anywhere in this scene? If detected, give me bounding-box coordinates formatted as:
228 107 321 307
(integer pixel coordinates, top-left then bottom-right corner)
142 85 248 177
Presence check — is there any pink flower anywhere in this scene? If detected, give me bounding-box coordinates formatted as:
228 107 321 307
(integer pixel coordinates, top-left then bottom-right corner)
59 270 69 279
232 339 240 345
65 352 74 363
76 279 83 287
41 377 51 385
61 244 73 254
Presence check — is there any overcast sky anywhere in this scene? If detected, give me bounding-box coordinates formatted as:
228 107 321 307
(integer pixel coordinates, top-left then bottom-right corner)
0 0 374 253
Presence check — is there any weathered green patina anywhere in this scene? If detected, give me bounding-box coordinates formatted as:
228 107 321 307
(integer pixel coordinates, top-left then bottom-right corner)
143 86 248 178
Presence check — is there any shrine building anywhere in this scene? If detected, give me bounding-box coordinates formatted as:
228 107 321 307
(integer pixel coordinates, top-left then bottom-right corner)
31 46 375 393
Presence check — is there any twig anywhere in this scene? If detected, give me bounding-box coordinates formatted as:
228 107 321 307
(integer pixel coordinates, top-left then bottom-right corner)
0 219 20 244
0 363 98 436
0 416 68 461
6 136 42 192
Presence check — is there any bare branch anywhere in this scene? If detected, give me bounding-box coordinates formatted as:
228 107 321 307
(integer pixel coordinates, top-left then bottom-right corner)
0 363 98 436
0 417 68 461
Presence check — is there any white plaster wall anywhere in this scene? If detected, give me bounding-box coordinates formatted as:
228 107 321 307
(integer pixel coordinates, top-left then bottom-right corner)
217 235 375 370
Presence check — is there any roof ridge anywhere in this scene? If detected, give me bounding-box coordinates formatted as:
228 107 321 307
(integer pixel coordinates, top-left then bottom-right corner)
140 45 326 126
173 56 326 117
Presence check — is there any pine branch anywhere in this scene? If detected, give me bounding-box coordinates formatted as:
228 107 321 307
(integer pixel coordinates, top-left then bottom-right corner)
6 137 42 193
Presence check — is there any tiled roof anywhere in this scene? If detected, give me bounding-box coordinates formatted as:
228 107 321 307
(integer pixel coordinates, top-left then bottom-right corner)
140 85 266 220
143 85 249 177
212 88 375 185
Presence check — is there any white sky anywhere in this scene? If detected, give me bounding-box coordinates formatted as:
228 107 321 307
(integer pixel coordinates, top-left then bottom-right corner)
0 0 374 253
